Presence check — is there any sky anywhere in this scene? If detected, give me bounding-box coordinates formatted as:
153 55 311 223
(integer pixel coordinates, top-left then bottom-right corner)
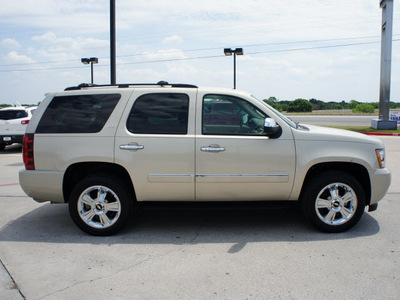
0 0 399 105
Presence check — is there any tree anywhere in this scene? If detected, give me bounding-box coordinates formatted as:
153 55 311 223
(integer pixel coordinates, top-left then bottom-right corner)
349 100 359 109
371 102 380 109
263 98 283 111
287 99 313 112
352 103 375 113
309 98 324 110
267 96 277 102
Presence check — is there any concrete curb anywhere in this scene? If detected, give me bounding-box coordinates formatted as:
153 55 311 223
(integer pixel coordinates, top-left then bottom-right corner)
362 132 400 136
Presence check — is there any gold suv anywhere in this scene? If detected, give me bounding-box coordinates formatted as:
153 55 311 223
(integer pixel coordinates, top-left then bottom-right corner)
19 82 391 235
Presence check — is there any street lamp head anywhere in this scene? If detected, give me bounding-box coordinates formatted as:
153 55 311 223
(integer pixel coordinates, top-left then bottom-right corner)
235 48 243 55
224 48 243 56
89 57 99 64
81 58 90 64
224 48 233 56
81 57 98 64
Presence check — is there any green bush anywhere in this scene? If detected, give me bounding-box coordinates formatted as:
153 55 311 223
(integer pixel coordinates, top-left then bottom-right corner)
371 102 380 109
352 103 375 113
349 100 360 109
287 99 313 112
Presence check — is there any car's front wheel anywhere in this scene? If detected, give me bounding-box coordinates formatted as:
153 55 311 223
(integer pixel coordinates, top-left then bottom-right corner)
69 175 132 236
302 171 366 233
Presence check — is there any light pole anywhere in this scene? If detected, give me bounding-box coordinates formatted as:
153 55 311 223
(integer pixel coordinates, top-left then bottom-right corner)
371 0 396 130
110 0 116 84
81 57 98 84
224 48 243 89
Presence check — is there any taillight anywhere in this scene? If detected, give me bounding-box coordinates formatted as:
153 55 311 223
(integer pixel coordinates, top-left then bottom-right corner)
21 120 30 125
23 134 35 170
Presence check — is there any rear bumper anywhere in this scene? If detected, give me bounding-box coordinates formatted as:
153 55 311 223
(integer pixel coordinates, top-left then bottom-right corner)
19 170 65 203
370 167 391 205
0 134 23 145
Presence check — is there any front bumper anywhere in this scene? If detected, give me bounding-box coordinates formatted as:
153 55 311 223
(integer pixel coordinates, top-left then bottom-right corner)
370 167 391 205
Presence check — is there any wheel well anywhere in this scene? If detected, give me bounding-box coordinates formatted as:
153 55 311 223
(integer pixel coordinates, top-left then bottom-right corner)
63 162 136 203
300 162 371 205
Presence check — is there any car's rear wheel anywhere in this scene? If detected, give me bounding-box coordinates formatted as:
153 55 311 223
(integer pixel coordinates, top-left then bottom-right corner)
69 176 132 236
302 171 366 233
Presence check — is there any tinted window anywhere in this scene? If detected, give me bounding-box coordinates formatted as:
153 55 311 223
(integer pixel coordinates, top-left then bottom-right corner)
202 94 267 135
36 94 120 133
127 93 189 134
0 110 28 120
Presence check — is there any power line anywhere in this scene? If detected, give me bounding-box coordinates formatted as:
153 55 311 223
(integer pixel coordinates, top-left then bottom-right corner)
2 34 399 68
247 39 400 55
1 38 399 73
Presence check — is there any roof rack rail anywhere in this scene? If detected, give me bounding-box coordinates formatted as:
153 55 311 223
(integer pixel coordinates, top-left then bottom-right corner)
64 81 198 91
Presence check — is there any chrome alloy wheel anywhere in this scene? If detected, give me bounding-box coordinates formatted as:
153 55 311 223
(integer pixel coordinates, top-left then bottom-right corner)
314 183 358 226
77 185 121 229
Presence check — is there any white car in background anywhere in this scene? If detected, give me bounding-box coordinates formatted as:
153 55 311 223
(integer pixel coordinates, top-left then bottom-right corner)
0 106 37 150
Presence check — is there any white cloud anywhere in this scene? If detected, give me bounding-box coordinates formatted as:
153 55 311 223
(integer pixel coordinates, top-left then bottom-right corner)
1 38 21 50
30 32 109 63
32 32 108 51
162 35 184 45
142 49 186 61
3 51 36 64
119 43 138 55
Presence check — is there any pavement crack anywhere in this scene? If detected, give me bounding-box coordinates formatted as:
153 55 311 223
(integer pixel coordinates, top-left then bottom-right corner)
0 258 26 299
38 249 181 299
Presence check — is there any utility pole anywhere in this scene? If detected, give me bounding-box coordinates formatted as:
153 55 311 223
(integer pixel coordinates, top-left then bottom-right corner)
110 0 116 84
372 0 397 129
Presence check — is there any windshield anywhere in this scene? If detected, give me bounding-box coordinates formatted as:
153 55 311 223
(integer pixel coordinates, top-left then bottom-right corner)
252 96 297 128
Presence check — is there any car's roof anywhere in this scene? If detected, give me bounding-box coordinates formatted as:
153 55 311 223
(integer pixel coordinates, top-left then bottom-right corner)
60 82 254 100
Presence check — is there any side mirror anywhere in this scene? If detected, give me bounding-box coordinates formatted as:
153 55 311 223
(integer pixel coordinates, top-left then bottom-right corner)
264 118 282 138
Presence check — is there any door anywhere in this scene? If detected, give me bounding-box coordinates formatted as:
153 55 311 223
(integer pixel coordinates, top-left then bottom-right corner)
115 89 197 201
196 93 296 201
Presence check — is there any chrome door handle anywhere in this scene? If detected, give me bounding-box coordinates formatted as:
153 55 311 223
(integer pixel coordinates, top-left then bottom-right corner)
119 144 144 151
200 145 225 153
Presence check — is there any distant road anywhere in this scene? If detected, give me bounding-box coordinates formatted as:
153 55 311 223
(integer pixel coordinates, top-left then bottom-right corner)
288 115 377 126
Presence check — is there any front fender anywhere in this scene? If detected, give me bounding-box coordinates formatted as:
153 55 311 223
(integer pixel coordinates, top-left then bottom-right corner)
289 139 377 201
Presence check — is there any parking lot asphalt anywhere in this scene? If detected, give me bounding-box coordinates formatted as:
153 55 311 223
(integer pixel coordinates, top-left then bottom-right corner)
0 138 399 300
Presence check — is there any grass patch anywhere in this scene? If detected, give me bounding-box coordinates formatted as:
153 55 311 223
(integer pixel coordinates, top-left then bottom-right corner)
285 110 377 116
322 125 399 133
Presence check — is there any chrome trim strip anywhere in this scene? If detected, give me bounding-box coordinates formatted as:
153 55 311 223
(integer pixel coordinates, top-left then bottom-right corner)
149 174 193 177
196 174 289 177
196 174 289 183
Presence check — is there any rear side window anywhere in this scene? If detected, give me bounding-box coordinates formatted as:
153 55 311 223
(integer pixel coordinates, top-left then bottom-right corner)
36 94 120 133
127 93 189 134
0 110 28 120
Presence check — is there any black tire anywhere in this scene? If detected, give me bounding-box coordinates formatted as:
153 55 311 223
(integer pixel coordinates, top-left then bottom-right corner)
0 145 5 151
302 171 366 233
69 175 133 236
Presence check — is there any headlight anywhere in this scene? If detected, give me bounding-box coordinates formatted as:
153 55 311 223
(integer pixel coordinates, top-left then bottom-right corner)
375 149 385 168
